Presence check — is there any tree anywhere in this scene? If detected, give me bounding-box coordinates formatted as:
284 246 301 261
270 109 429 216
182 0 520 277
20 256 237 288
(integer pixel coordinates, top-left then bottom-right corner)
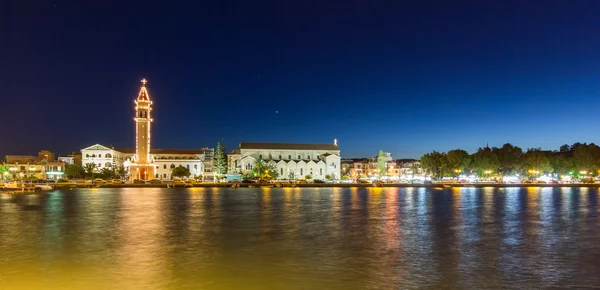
250 159 279 180
172 165 191 179
570 142 583 151
496 143 523 175
521 149 552 175
341 175 349 180
420 151 446 179
325 174 332 180
305 175 312 180
64 164 84 179
559 144 570 152
549 153 573 176
472 147 500 175
0 165 10 181
573 144 599 173
213 141 228 175
83 163 98 178
116 165 128 179
100 168 115 179
377 150 387 176
446 149 470 174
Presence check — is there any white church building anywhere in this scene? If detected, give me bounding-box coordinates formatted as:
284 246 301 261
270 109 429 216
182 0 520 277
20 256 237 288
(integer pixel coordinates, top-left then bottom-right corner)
228 142 341 180
81 79 214 181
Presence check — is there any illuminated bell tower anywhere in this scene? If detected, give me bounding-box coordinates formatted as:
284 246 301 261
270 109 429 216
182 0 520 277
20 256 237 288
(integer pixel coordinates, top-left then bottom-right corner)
129 78 155 180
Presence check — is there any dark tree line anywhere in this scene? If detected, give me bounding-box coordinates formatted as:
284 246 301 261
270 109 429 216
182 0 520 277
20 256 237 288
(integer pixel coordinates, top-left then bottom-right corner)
420 143 600 179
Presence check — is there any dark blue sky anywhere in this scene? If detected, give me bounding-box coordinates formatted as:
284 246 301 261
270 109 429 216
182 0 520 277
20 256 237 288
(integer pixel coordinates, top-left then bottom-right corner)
2 0 600 158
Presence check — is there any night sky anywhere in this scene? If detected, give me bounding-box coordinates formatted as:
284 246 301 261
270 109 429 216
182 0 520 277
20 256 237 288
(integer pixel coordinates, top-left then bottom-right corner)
3 1 600 159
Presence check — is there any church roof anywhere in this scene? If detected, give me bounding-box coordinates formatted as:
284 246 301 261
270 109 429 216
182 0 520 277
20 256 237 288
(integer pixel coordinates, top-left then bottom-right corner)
239 142 339 151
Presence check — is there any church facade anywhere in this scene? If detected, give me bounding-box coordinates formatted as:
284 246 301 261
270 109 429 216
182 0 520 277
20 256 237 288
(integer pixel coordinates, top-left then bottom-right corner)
228 142 341 180
81 79 214 181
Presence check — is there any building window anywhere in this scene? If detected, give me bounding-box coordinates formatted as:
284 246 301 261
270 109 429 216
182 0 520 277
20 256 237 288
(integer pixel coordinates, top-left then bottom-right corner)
281 168 283 175
163 165 167 169
300 168 303 175
105 153 112 158
105 162 112 167
156 166 159 169
163 174 167 178
155 174 158 178
308 155 311 159
259 154 262 160
86 154 90 158
170 164 175 169
186 165 190 169
320 168 323 175
288 155 291 160
97 163 101 168
298 155 301 159
279 155 282 160
194 165 197 169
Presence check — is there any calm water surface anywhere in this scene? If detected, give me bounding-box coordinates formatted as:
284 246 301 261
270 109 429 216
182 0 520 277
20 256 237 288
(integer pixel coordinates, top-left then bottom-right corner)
1 187 600 289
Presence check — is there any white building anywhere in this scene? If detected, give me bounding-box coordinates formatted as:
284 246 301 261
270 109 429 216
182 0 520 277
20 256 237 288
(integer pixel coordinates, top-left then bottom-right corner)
81 145 212 180
228 142 341 180
57 156 75 165
80 79 214 181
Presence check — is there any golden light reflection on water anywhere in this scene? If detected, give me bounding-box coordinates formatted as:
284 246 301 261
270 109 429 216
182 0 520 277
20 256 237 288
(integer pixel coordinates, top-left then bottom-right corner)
114 189 170 289
2 187 600 289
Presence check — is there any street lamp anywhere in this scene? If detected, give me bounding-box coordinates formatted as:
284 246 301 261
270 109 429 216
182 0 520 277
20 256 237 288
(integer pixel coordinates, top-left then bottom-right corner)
454 169 462 181
484 170 492 180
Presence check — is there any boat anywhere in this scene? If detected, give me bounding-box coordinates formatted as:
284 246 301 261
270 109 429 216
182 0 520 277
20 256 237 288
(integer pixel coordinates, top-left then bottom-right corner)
3 181 54 191
443 184 451 188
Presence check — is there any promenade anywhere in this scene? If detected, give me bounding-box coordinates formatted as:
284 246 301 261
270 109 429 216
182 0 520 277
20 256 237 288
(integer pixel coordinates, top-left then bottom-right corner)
50 182 600 189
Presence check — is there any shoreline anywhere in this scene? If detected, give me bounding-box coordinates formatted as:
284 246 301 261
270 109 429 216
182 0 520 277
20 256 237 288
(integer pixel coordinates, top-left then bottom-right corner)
50 182 600 189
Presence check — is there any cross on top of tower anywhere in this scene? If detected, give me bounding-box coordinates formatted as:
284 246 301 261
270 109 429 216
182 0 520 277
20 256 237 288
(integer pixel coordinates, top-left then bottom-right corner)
137 78 150 101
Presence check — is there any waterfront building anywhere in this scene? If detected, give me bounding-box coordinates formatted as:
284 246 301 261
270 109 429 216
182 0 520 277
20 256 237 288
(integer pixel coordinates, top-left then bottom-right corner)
63 151 82 166
341 154 423 180
58 156 75 165
1 160 66 180
3 150 66 180
38 150 55 161
5 155 38 164
81 145 211 180
228 141 341 180
396 159 423 176
80 79 214 181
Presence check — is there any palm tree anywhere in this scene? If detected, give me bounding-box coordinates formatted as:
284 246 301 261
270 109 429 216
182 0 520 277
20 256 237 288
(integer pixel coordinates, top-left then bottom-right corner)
0 165 9 181
84 163 98 179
